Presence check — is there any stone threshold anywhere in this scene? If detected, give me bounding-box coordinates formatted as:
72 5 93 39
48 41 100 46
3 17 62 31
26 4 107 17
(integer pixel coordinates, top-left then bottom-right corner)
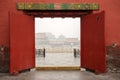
36 66 80 71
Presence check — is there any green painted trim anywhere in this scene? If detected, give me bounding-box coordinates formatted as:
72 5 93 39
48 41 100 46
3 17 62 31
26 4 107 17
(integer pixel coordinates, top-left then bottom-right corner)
17 3 25 10
17 3 99 10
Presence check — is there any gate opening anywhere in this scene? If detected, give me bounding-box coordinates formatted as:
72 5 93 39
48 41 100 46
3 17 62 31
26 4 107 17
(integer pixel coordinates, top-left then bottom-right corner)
35 17 81 69
9 9 105 74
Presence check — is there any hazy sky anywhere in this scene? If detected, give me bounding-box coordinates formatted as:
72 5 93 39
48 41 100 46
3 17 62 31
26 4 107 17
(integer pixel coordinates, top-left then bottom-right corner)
35 18 81 39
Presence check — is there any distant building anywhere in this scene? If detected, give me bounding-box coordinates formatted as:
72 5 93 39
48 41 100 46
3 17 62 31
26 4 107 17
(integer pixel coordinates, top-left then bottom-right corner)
45 32 56 41
35 32 80 49
35 33 49 49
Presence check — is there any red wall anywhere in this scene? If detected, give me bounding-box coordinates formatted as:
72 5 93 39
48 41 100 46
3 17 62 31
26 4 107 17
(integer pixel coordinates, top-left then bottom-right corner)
0 0 120 46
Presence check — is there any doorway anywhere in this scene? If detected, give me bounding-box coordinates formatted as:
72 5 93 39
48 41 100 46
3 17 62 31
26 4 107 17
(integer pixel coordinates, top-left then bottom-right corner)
35 17 81 69
9 11 106 74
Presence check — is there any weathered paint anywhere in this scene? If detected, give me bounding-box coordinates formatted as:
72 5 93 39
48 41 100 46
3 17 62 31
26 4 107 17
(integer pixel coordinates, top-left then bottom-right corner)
0 46 9 72
0 0 119 48
17 3 99 10
106 45 120 72
0 0 120 73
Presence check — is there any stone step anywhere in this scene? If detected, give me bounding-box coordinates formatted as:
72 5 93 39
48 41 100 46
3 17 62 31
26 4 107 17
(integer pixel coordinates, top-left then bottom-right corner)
36 66 80 71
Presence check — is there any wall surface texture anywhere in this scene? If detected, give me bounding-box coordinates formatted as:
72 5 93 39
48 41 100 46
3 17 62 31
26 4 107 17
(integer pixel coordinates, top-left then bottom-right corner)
0 0 120 72
0 0 120 46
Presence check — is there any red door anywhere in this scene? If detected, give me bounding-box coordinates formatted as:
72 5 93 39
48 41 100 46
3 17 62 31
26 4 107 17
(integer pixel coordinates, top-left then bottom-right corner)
9 12 35 74
81 11 106 73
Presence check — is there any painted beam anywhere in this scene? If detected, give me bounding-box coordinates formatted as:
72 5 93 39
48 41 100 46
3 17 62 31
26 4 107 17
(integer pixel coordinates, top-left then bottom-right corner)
17 3 99 10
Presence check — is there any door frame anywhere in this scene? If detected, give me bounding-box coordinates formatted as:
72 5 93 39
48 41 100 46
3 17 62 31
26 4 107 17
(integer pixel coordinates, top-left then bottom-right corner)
9 10 106 74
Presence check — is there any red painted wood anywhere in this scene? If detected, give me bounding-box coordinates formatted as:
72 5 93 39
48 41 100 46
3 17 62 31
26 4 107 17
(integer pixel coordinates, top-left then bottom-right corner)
0 0 120 48
0 0 120 74
9 12 35 74
81 11 106 73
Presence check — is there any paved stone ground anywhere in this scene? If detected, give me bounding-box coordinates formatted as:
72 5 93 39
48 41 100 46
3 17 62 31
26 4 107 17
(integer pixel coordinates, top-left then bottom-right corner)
0 70 119 80
1 46 120 80
36 53 80 67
